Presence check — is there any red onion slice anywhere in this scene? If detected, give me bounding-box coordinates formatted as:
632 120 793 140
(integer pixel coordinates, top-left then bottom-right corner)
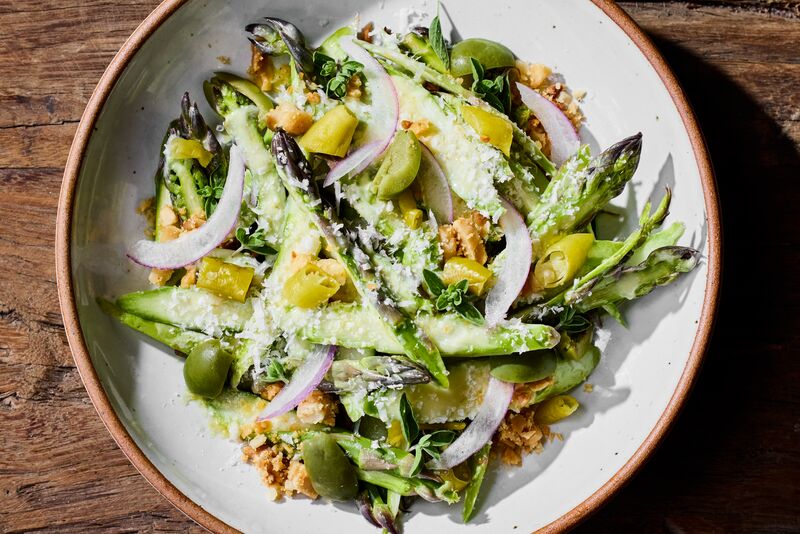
417 145 453 224
127 144 245 270
515 82 580 166
485 198 532 325
256 345 336 421
322 38 399 187
427 377 514 470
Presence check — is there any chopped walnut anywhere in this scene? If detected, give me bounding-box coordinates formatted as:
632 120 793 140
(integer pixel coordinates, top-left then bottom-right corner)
179 265 197 288
402 118 435 140
181 213 206 232
249 45 275 91
494 405 545 466
285 459 319 499
346 75 363 100
509 378 554 412
242 442 295 499
259 382 284 401
296 390 338 426
438 225 460 262
148 268 173 286
305 91 321 105
515 60 552 89
451 215 488 265
266 102 314 136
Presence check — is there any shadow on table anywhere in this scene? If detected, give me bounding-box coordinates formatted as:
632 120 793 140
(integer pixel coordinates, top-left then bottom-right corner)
575 36 800 532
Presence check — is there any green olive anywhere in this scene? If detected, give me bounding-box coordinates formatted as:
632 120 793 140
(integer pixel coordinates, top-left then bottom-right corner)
450 38 516 77
183 339 233 398
489 350 557 384
356 415 388 441
302 434 359 501
373 130 422 199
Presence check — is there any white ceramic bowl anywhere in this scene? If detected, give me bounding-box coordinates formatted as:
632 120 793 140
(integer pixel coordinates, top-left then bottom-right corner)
56 1 720 532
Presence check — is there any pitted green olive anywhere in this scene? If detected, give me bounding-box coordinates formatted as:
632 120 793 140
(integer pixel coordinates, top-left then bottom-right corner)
183 339 233 398
373 130 422 199
489 350 557 383
450 38 516 77
302 434 359 500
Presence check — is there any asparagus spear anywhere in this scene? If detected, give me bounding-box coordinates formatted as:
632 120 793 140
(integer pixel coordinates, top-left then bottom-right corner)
285 301 560 356
204 75 286 245
516 190 674 319
160 94 227 221
462 442 491 523
527 134 643 255
320 356 432 394
270 129 449 386
99 299 211 355
575 246 700 313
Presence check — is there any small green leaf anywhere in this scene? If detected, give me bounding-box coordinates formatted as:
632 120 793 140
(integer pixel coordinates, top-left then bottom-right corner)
236 227 277 256
423 269 447 297
557 307 591 333
456 301 485 325
428 15 450 70
399 393 419 444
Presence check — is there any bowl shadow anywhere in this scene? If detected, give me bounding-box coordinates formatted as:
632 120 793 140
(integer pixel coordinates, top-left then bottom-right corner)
574 35 800 532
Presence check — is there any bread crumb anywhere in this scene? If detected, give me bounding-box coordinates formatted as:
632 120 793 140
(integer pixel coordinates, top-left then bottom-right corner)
296 390 338 426
266 103 314 136
494 405 545 466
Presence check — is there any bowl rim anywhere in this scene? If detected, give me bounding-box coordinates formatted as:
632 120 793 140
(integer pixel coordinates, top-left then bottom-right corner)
55 1 721 532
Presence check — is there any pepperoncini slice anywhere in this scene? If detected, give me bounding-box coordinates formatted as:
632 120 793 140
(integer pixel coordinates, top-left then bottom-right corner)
197 257 255 302
533 233 594 289
460 105 513 156
282 262 341 308
441 257 493 295
534 395 580 425
299 104 359 157
397 190 423 229
165 137 213 167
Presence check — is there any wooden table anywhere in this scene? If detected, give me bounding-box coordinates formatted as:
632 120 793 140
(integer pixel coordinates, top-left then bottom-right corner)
1 1 798 532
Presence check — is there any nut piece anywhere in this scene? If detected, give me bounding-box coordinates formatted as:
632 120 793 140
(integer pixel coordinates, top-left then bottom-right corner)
452 216 488 265
438 225 460 262
148 268 173 286
266 102 314 136
494 405 545 466
179 265 197 288
515 59 552 89
249 45 275 91
285 459 319 499
295 390 338 426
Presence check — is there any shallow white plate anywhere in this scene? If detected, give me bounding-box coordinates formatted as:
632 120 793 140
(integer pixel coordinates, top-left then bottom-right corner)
57 1 720 532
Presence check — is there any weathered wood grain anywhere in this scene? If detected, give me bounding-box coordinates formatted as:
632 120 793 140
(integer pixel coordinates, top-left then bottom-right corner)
0 1 797 533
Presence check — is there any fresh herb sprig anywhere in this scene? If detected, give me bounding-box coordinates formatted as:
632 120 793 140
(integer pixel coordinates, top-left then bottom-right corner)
469 58 512 115
423 269 485 325
556 307 591 333
236 226 277 255
409 430 457 475
313 51 364 99
428 14 450 70
261 359 289 382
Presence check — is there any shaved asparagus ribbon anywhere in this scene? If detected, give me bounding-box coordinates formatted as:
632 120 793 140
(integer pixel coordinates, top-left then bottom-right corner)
323 38 399 186
256 345 336 421
484 198 532 325
515 82 580 166
427 377 514 470
127 144 245 269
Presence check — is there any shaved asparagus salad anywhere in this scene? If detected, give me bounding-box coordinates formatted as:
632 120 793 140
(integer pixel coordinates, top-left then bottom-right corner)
107 13 699 531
